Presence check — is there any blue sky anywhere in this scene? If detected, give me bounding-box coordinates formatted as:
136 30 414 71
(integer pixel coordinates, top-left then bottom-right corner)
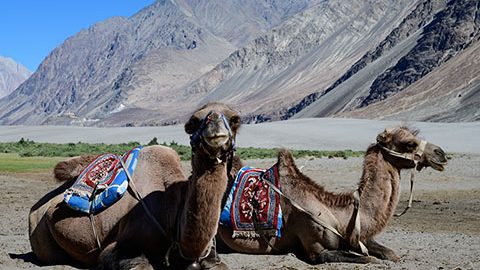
0 1 154 71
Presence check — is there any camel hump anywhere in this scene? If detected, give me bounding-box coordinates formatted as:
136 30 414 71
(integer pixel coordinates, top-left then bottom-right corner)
276 148 304 178
54 155 97 182
277 148 297 168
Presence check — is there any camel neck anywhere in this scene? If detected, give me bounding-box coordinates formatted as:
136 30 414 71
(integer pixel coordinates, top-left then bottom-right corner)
356 146 401 239
179 151 228 258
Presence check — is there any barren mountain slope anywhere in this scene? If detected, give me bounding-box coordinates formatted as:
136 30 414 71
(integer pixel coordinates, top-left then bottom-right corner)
338 40 480 122
0 56 31 98
181 0 419 123
292 0 480 121
0 0 313 126
288 0 447 119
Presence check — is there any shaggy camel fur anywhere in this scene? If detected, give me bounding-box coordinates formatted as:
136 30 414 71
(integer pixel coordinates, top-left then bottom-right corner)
28 102 241 269
217 126 448 264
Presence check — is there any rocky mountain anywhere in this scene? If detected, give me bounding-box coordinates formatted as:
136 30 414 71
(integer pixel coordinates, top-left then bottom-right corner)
0 56 31 98
0 0 478 126
339 39 480 122
0 0 315 126
181 0 419 122
290 0 480 122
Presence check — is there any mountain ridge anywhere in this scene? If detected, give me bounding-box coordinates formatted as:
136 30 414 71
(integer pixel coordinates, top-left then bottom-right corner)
0 56 31 98
0 0 478 126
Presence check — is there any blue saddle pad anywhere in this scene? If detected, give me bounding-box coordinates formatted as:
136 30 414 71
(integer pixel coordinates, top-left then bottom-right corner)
64 146 142 214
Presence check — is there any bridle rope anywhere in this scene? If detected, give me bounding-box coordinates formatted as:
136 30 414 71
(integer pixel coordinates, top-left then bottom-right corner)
190 111 236 172
378 140 427 217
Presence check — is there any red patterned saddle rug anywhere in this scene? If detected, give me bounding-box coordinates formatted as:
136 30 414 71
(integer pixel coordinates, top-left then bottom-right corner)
220 164 283 238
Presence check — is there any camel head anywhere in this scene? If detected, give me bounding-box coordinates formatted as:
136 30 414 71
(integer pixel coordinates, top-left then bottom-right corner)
376 126 447 171
185 102 241 164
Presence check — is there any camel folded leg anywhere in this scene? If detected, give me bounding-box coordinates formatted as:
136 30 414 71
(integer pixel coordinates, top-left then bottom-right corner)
97 242 154 270
298 228 377 264
199 241 229 270
29 214 72 265
365 239 400 262
314 250 377 264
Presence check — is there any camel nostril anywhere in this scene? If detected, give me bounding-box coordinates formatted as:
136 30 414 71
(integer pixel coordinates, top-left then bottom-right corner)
434 148 445 156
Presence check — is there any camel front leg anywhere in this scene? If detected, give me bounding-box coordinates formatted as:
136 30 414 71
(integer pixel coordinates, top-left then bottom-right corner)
298 226 377 264
313 250 377 264
365 238 400 262
199 239 229 270
97 242 154 270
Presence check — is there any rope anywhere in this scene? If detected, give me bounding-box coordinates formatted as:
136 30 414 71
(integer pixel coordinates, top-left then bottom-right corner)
394 169 415 217
88 183 102 250
379 140 426 217
260 177 369 256
119 158 170 239
120 153 222 267
252 205 282 253
89 213 102 250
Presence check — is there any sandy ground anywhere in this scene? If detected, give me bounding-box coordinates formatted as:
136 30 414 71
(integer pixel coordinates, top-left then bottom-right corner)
1 152 479 269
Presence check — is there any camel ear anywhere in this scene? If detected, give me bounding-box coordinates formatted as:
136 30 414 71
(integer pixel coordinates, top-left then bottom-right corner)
376 130 392 145
229 115 241 134
185 115 201 134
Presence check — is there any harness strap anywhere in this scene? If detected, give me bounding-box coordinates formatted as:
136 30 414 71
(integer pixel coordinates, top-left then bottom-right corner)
394 169 415 217
120 158 191 266
121 154 222 266
89 213 102 250
119 158 170 239
260 178 368 256
89 183 102 250
252 208 282 253
379 140 426 217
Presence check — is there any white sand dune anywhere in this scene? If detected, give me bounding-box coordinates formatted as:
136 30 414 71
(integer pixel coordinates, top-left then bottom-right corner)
0 118 479 153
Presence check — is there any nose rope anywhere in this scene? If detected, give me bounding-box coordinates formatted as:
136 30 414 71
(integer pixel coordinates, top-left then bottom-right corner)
378 140 427 217
220 113 235 150
189 111 213 148
190 111 235 164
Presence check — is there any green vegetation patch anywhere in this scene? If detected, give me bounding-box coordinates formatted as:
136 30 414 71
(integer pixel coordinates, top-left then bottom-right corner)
237 147 363 160
0 138 142 158
0 138 364 173
0 153 64 173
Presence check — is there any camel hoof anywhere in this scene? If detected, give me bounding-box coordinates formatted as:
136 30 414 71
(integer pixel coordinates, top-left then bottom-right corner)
366 256 381 264
200 260 229 270
387 253 401 262
199 255 229 270
376 250 400 262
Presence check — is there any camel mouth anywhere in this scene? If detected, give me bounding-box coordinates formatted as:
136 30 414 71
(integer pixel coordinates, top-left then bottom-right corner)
428 159 447 171
203 134 229 147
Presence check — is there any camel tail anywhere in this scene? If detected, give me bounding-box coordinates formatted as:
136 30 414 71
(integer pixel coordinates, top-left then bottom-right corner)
53 155 97 182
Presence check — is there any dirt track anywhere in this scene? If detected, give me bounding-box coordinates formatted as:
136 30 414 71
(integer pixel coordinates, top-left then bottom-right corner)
1 154 479 269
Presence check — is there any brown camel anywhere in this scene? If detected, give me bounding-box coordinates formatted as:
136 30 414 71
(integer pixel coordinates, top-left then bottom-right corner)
217 126 448 264
28 102 241 269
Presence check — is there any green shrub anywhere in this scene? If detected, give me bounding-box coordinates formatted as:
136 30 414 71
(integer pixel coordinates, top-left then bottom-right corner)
0 139 363 160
